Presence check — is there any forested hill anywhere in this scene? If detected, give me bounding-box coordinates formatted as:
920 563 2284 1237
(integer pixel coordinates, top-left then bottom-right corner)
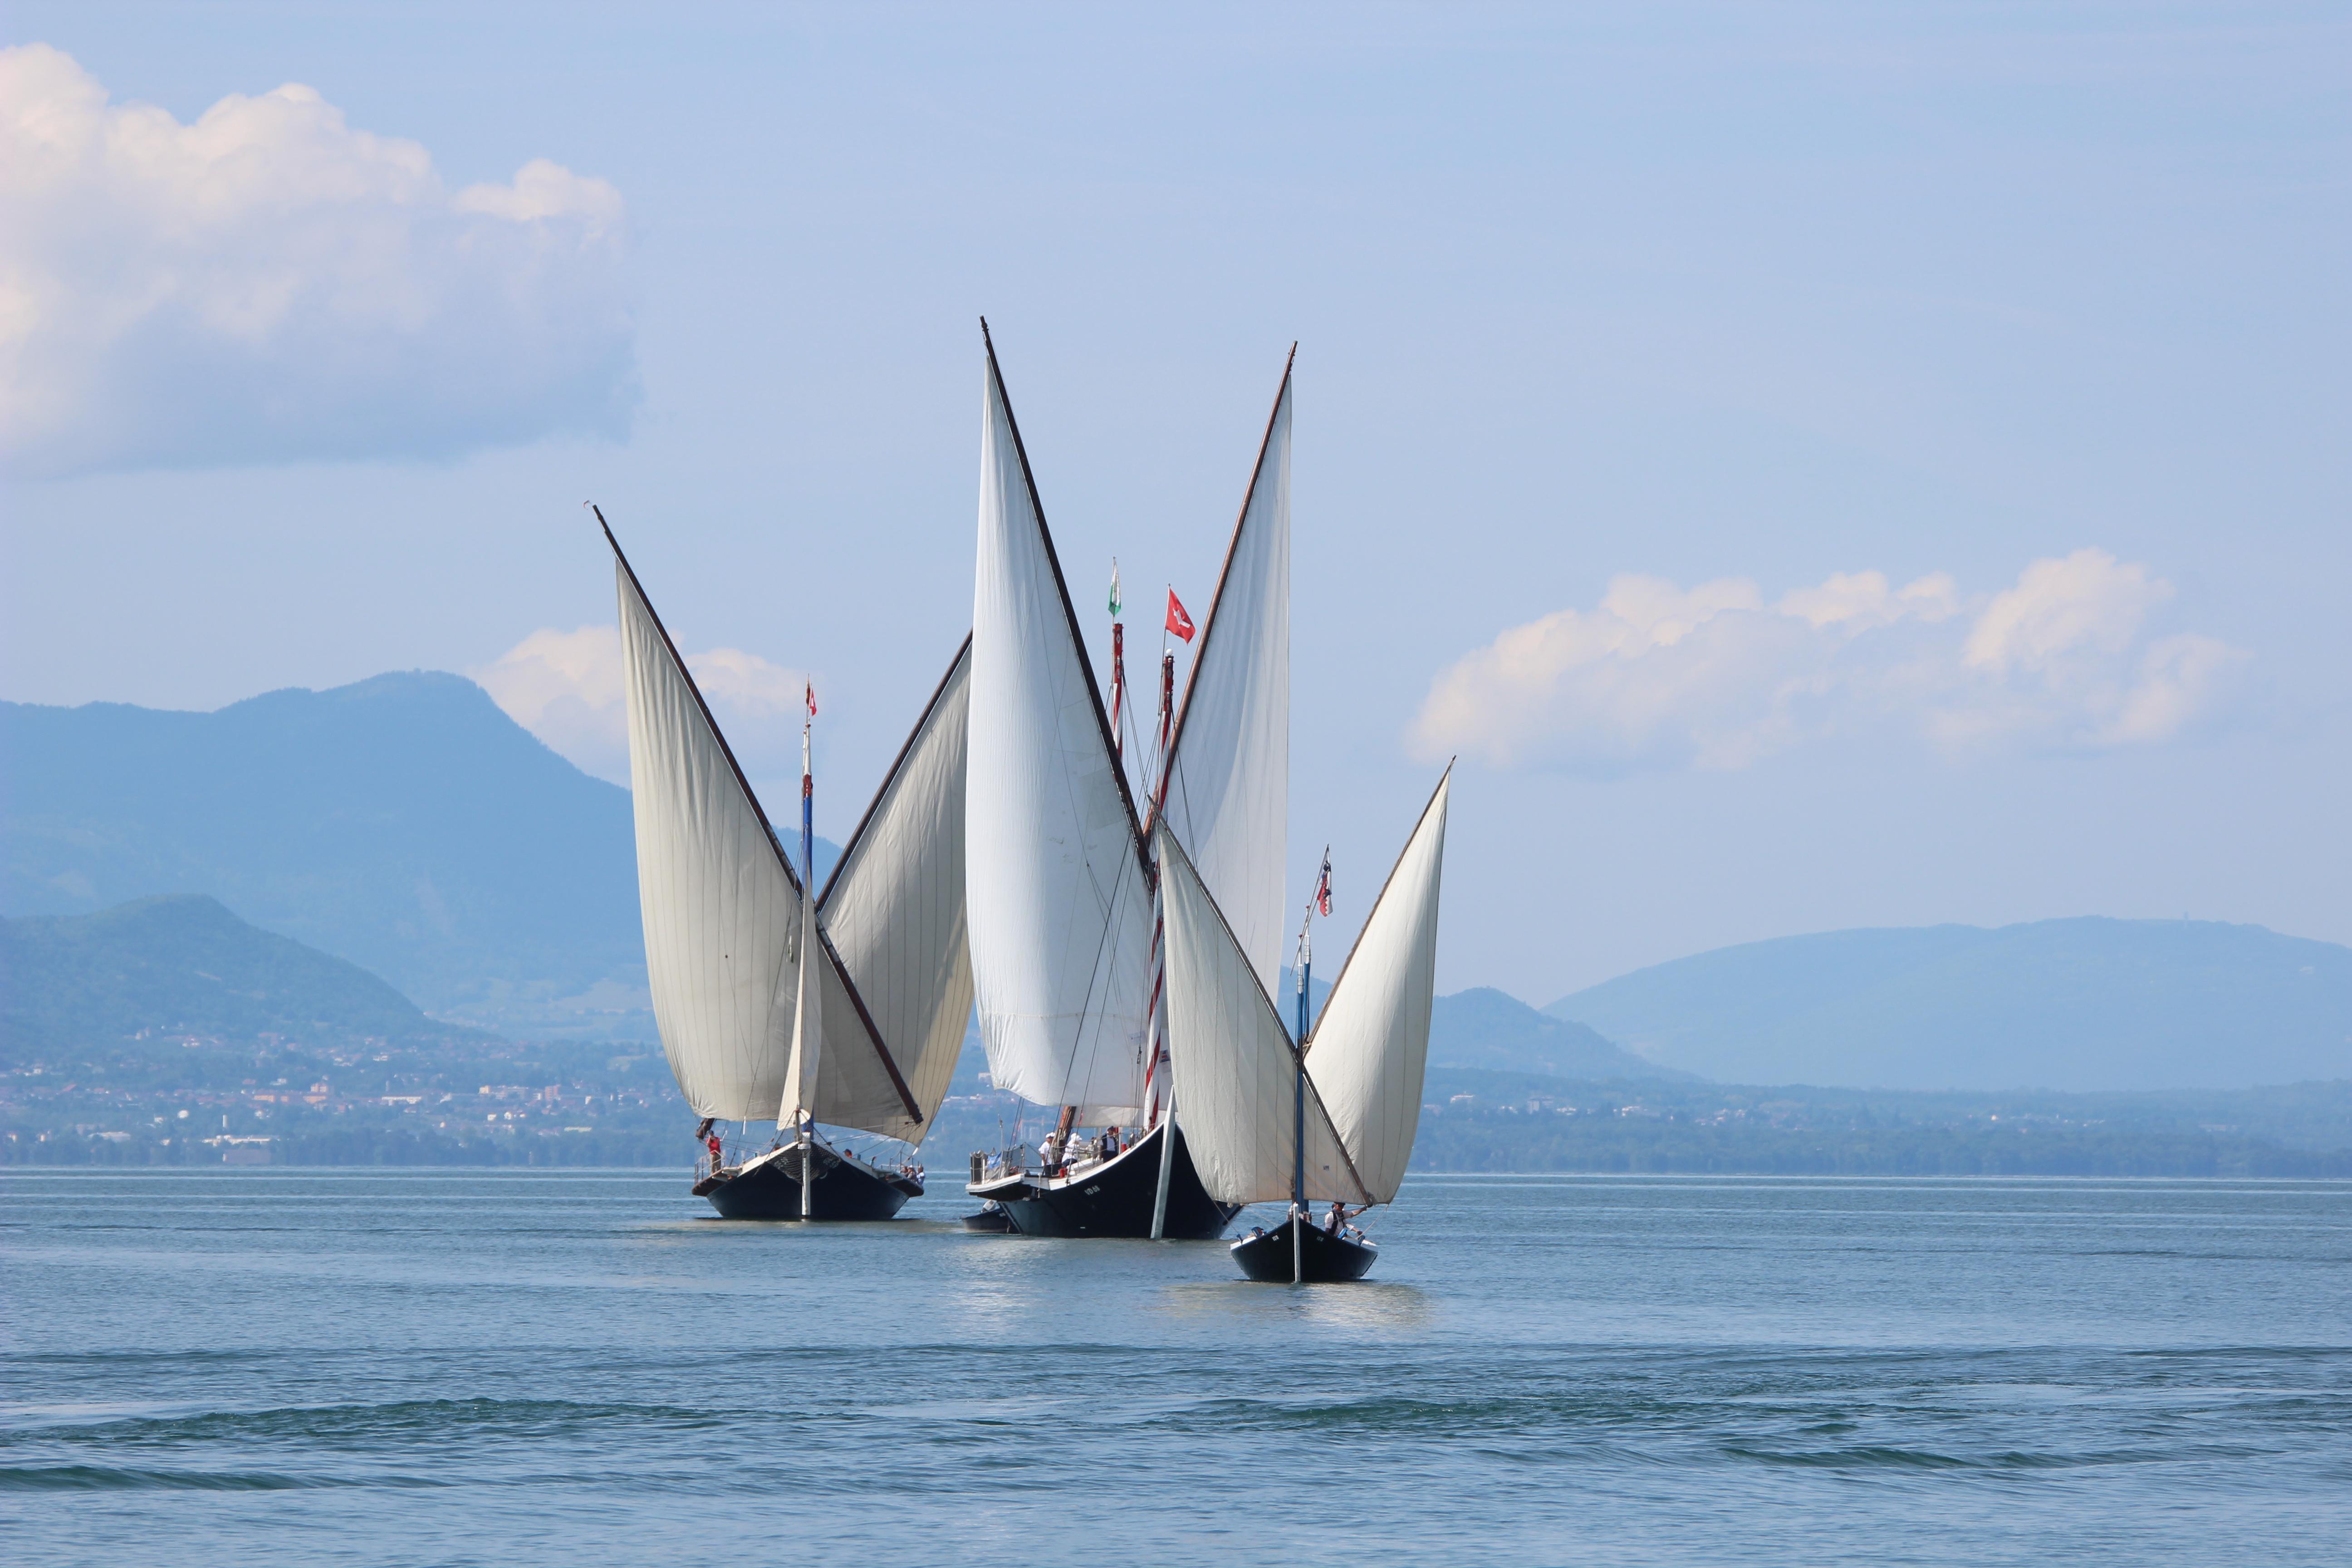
1548 917 2352 1092
0 674 838 1036
0 894 475 1053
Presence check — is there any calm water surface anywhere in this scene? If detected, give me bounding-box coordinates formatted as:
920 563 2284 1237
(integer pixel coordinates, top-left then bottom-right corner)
4 1171 2348 1565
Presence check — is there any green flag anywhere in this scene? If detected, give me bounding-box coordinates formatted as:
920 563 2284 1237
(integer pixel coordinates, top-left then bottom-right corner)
1108 559 1122 620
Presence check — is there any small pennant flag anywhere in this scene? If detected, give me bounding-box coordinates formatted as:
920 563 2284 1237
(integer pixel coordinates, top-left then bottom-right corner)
805 681 817 719
1109 559 1122 620
1314 849 1333 917
1165 588 1196 642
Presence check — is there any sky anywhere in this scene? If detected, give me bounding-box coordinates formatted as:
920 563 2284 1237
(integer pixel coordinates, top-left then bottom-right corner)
3 2 2347 1003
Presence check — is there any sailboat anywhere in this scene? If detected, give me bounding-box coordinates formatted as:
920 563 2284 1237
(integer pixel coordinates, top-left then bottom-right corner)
960 324 1292 1239
599 508 974 1220
1156 767 1451 1282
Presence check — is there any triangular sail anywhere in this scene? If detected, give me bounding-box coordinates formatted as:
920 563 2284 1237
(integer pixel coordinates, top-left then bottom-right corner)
965 328 1156 1122
1160 355 1293 1000
814 638 975 1142
1304 769 1451 1205
1157 823 1368 1207
614 556 802 1122
609 519 935 1140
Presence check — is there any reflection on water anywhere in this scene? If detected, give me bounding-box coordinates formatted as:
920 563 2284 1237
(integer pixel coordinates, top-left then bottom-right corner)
1156 1278 1437 1335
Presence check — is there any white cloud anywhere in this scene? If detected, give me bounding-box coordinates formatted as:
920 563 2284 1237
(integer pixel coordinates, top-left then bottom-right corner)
1963 549 2168 676
0 44 636 476
473 627 807 788
1411 549 2249 774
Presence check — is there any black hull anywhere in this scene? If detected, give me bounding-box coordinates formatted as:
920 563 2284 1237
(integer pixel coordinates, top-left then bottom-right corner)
969 1122 1240 1240
696 1145 921 1221
1230 1214 1378 1282
960 1203 1017 1233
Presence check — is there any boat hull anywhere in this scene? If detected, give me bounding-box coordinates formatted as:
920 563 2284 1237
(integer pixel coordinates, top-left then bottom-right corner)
696 1145 921 1220
967 1121 1240 1240
1230 1213 1378 1282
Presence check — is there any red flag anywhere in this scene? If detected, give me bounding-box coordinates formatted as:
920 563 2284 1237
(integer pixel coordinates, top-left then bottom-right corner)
1165 588 1196 642
805 681 817 718
1314 850 1333 917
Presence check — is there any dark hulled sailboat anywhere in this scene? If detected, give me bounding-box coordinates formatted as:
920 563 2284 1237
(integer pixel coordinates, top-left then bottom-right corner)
965 1119 1234 1238
604 511 974 1220
696 1139 923 1220
1158 769 1452 1283
960 327 1293 1240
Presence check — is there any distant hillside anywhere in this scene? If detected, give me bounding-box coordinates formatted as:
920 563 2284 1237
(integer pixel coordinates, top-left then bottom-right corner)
1547 918 2352 1092
949 976 1673 1105
1406 1068 2352 1177
0 895 473 1055
1267 967 1670 1078
1429 987 1689 1080
0 674 836 1035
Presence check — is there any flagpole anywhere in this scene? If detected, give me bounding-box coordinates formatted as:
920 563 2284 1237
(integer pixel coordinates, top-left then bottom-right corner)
798 683 818 1219
1108 559 1126 769
1292 849 1330 1284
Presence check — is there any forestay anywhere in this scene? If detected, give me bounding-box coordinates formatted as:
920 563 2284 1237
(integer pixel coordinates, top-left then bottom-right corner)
615 559 801 1122
1157 823 1368 1207
1304 769 1451 1205
815 639 976 1142
1160 357 1293 1000
965 333 1156 1123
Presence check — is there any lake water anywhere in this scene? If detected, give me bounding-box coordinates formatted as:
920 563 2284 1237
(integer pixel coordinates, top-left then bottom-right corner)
4 1171 2348 1566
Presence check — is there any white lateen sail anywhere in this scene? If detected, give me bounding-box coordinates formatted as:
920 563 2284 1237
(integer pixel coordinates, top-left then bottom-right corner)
1303 768 1451 1204
965 329 1156 1123
1156 822 1368 1205
611 517 968 1141
1159 353 1293 1000
814 639 976 1142
615 554 801 1123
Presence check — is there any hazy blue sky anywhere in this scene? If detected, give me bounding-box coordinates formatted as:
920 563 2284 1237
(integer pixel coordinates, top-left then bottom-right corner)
4 3 2346 1000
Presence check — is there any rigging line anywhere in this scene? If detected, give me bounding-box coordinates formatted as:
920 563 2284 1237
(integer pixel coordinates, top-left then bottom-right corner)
1048 822 1145 1116
1054 827 1152 1123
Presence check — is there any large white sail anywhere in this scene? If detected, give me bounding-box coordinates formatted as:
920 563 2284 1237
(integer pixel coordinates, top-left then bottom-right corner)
1157 823 1369 1206
814 639 976 1142
612 520 957 1142
966 331 1156 1122
1160 356 1293 999
1303 769 1451 1205
614 556 800 1122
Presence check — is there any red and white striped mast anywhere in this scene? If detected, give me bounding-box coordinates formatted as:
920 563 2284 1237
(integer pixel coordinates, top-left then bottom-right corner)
1139 585 1191 1132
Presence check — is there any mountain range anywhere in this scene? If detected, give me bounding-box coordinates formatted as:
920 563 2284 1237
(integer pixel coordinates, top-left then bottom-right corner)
1548 918 2352 1091
7 671 2350 1091
0 675 834 1036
